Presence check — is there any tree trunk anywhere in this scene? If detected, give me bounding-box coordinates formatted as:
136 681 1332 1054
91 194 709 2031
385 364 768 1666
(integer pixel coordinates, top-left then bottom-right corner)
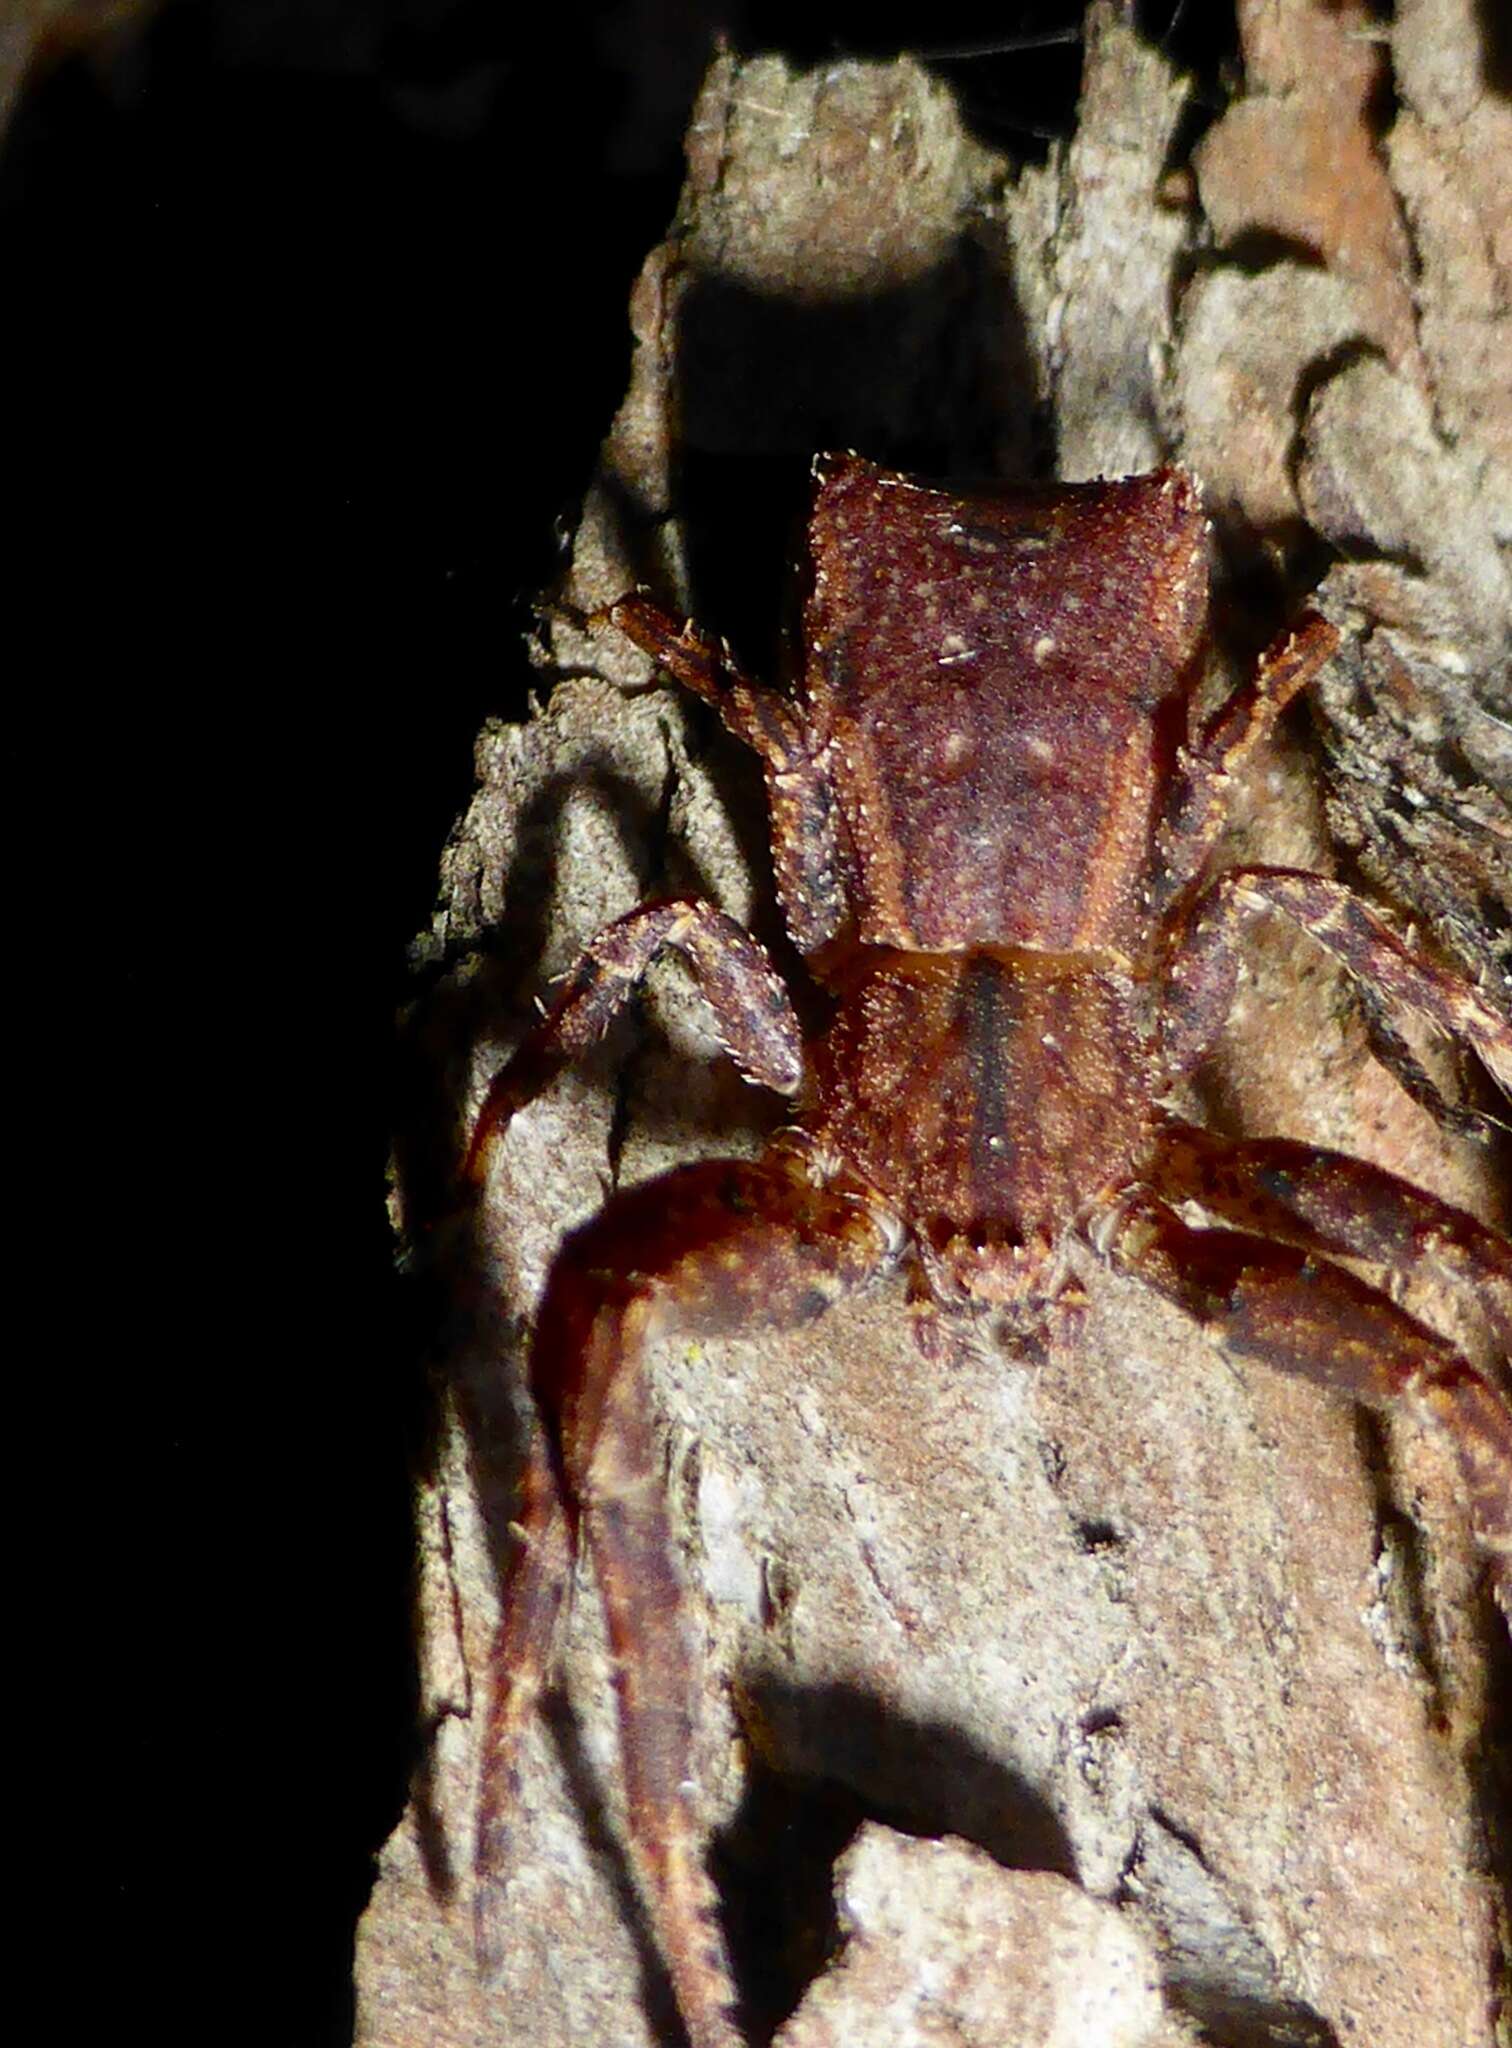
361 9 1511 2045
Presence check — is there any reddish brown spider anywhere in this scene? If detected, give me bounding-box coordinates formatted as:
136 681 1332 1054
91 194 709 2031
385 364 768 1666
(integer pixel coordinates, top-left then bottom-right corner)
462 456 1512 2048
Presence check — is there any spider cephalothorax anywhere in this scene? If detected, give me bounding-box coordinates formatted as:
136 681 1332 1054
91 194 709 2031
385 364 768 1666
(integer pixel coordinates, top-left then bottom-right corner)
462 456 1512 2048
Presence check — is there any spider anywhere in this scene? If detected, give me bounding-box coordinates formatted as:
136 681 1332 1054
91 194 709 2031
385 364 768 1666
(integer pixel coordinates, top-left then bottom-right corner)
460 455 1512 2048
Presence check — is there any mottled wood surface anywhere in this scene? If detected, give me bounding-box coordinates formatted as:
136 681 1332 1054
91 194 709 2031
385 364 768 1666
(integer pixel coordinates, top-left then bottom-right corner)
363 10 1510 2045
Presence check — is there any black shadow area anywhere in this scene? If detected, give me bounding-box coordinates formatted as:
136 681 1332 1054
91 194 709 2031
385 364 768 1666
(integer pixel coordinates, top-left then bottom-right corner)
6 3 688 2043
714 1678 1075 2041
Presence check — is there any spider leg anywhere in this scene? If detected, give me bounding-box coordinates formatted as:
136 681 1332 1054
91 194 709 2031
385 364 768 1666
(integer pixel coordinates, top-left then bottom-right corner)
475 1147 903 2048
1162 865 1512 1134
473 1430 573 1974
464 897 802 1185
1158 612 1339 897
1147 1121 1512 1366
605 593 851 957
1099 1189 1512 1622
606 593 805 767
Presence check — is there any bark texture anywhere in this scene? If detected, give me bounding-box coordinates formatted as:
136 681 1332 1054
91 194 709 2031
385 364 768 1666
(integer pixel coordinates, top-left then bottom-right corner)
362 9 1511 2046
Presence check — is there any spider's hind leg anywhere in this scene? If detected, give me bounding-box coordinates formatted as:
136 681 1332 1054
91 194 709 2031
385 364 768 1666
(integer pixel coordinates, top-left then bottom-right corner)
464 896 803 1186
1162 867 1512 1138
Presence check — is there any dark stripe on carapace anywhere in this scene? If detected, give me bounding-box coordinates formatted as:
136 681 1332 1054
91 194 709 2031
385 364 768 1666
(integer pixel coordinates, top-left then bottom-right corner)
961 952 1022 1233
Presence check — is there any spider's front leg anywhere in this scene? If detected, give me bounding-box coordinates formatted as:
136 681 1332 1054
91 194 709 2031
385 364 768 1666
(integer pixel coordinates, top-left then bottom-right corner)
1150 1121 1512 1368
1099 1187 1512 1623
463 893 894 2045
475 1147 903 2048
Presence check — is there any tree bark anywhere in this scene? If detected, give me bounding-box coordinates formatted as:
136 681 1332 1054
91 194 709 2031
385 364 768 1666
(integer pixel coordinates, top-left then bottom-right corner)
361 10 1511 2045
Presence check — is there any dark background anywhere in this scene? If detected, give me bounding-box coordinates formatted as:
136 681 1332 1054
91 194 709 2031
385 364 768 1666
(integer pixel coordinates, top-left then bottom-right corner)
5 3 1235 2040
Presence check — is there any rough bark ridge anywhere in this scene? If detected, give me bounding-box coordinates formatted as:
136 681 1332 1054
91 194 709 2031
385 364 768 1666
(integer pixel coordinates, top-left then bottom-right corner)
362 8 1511 2046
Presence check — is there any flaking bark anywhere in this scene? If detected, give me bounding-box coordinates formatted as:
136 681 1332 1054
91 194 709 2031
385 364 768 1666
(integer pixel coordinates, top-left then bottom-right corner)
362 11 1511 2046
